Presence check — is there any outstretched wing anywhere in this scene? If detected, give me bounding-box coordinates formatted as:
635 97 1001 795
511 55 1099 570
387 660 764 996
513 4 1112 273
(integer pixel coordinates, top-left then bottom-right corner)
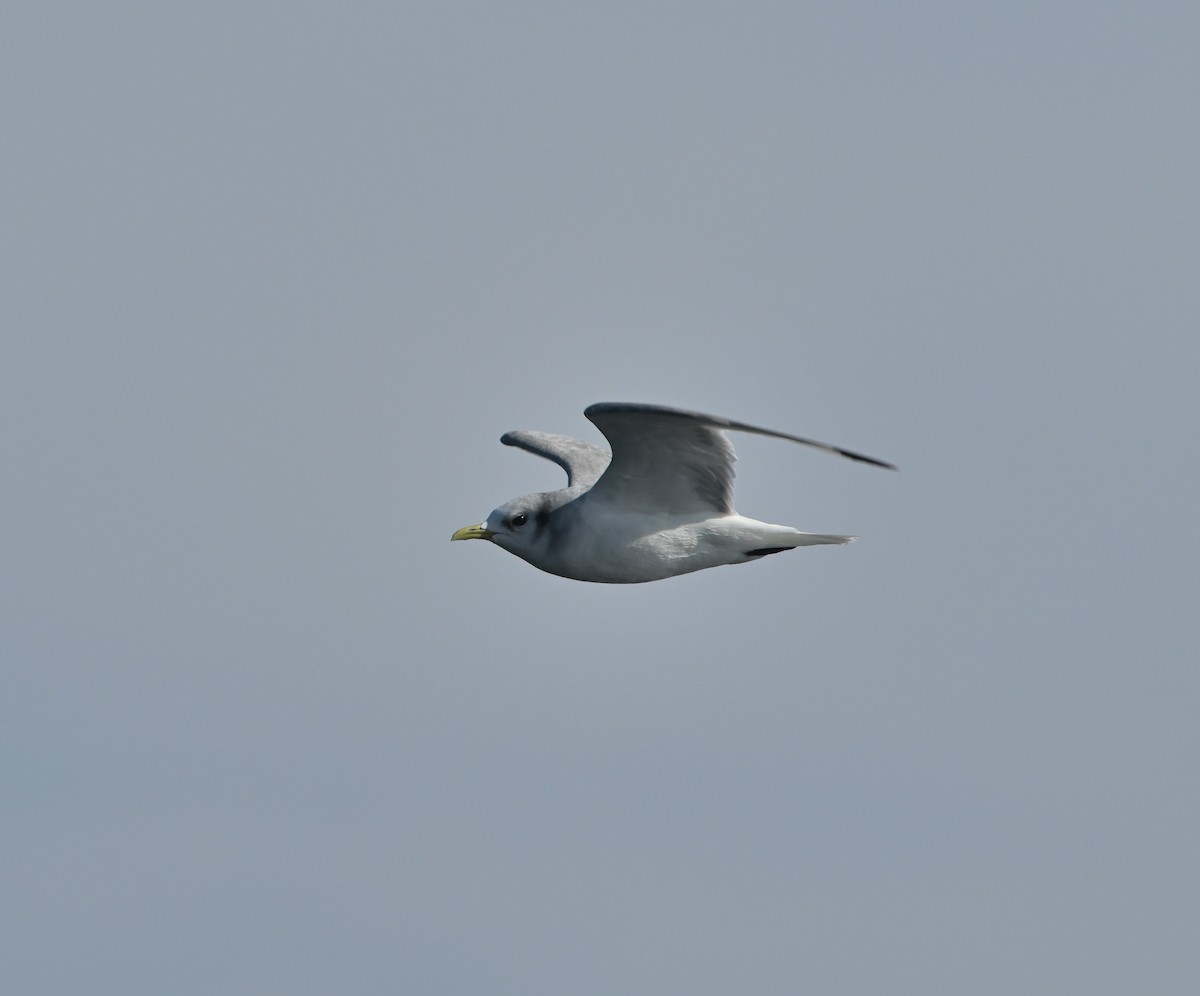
583 402 895 516
500 430 611 489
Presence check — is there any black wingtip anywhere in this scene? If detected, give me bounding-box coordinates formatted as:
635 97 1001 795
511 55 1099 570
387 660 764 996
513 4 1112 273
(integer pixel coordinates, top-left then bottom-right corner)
840 449 899 471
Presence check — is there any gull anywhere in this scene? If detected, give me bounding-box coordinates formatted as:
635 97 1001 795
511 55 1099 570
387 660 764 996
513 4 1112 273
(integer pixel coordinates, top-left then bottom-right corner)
451 402 894 584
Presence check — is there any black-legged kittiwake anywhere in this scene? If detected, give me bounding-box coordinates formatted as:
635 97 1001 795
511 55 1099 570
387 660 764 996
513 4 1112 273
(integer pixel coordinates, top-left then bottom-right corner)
451 402 894 584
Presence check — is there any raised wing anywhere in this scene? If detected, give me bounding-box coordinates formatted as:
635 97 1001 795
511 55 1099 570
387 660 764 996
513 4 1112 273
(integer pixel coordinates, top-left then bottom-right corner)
583 402 895 516
500 430 611 488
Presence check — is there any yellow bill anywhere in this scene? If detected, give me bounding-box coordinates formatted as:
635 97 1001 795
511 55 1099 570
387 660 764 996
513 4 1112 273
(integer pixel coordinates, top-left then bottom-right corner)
451 523 495 542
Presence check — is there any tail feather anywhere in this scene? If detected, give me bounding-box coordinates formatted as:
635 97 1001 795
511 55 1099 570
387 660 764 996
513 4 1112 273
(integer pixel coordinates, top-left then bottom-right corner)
745 532 855 557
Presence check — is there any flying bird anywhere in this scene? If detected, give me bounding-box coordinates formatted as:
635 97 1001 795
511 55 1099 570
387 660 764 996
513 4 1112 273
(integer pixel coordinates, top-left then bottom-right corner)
451 402 894 584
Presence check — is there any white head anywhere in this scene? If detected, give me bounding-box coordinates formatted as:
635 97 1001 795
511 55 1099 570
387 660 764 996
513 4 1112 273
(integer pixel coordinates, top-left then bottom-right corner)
451 491 572 571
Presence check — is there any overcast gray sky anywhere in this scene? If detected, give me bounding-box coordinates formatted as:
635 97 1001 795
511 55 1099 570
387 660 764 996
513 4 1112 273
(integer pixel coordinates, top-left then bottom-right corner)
4 3 1198 993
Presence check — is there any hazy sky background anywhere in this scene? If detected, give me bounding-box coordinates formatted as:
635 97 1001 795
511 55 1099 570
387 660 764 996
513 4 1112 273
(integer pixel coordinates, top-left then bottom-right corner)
4 3 1198 993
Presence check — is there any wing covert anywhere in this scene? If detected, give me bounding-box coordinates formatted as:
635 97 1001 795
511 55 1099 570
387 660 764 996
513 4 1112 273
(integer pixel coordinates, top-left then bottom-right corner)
583 405 739 515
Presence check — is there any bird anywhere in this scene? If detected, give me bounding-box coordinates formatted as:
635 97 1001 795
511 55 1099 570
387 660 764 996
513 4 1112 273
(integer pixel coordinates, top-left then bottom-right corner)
451 402 894 584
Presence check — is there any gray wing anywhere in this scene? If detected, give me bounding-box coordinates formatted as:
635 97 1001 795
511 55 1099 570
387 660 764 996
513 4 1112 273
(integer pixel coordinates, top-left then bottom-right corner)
584 402 895 516
500 430 611 488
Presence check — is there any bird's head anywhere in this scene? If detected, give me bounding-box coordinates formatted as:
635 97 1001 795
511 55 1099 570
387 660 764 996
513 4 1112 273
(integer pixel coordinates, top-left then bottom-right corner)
451 491 569 568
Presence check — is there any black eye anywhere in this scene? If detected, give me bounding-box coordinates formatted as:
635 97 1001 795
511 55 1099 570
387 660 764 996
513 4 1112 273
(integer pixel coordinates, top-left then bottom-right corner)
510 513 529 528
